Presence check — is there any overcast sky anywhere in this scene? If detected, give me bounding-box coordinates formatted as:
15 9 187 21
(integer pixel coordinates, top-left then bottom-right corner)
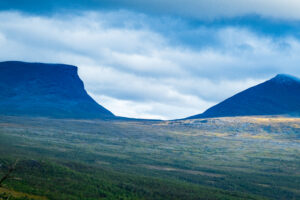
1 1 300 119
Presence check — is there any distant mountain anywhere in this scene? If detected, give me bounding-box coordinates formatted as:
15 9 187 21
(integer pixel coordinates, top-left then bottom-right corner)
188 74 300 119
0 61 114 119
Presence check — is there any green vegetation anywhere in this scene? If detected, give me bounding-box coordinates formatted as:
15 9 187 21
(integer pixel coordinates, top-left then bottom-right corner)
0 116 299 199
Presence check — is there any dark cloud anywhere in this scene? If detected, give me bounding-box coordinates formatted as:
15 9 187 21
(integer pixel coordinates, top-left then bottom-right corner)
3 0 300 20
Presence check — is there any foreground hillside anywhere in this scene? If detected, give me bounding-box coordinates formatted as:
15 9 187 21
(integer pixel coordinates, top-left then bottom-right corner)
0 116 299 200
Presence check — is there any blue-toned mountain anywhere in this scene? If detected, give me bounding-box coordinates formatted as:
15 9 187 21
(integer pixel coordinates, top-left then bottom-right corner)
189 74 300 119
0 61 114 118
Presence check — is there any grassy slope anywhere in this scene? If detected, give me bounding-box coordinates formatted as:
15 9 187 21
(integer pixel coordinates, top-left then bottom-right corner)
0 187 48 200
0 116 299 200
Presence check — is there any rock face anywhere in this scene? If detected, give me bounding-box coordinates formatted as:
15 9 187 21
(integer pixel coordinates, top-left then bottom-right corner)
188 74 300 119
0 61 114 118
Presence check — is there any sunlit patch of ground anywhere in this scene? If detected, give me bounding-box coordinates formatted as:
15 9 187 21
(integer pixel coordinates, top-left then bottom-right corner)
141 164 225 177
157 116 300 141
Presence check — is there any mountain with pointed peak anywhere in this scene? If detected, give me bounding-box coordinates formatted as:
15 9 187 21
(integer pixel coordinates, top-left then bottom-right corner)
188 74 300 119
0 61 114 119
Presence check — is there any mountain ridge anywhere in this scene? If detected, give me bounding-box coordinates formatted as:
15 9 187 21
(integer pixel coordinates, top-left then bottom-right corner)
1 61 300 120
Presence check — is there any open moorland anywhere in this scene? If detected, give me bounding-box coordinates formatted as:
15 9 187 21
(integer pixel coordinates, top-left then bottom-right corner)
0 116 299 200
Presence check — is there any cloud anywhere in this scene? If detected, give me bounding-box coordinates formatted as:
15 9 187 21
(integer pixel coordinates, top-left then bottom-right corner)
0 11 300 119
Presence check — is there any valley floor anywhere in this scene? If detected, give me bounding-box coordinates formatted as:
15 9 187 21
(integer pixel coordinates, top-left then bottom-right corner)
0 116 299 200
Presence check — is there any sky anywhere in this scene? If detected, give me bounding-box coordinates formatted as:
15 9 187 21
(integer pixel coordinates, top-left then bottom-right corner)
1 1 300 119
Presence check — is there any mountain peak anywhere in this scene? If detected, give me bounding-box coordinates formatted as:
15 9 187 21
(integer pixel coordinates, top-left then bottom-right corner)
271 74 300 84
188 74 300 119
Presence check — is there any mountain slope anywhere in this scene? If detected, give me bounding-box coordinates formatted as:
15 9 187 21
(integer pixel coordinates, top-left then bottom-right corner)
189 74 300 119
0 61 114 118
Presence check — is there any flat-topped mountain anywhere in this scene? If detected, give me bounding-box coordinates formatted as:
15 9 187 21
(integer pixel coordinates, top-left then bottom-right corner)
0 61 114 118
188 74 300 119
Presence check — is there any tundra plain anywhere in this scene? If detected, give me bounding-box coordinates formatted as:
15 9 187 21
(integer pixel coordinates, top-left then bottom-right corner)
0 116 299 200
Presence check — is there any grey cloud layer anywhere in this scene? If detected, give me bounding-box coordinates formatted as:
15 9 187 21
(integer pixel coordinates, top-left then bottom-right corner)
1 11 300 119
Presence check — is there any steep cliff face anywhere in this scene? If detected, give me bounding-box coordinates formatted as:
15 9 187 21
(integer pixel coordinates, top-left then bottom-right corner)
188 74 300 119
0 61 114 118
